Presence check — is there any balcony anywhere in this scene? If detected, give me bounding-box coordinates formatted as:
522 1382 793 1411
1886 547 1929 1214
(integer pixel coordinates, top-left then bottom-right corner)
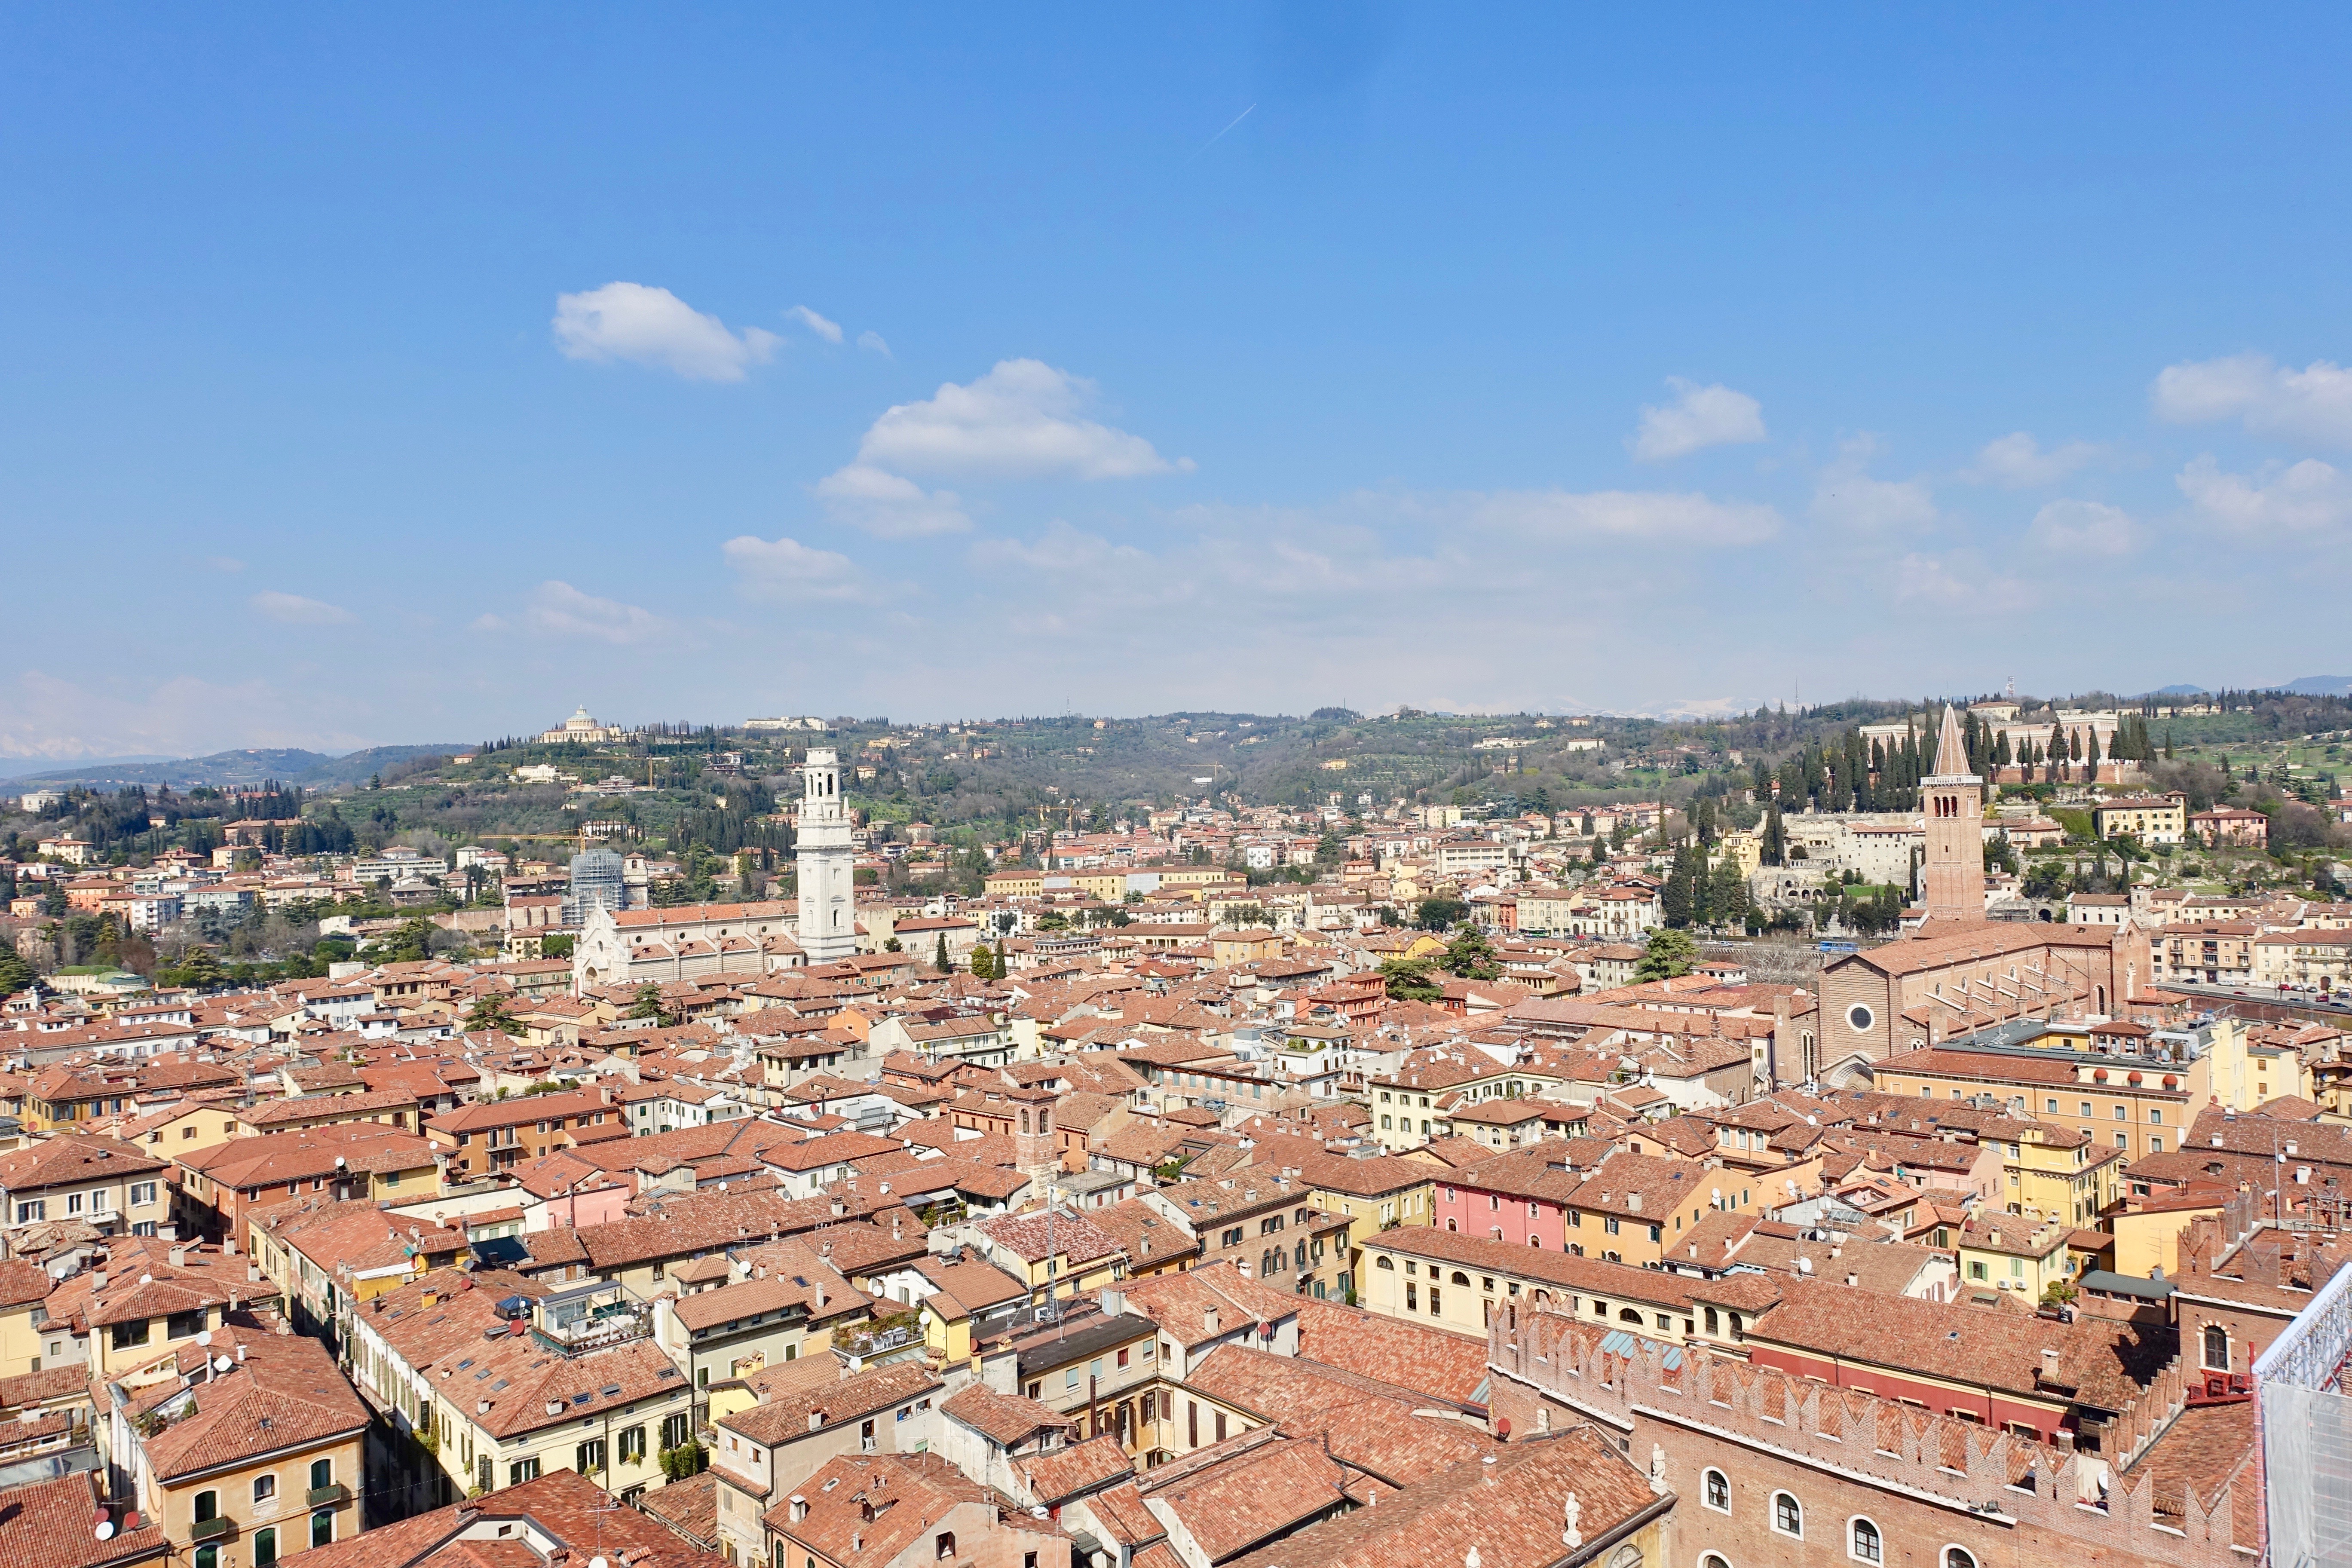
306 1482 349 1508
190 1517 233 1543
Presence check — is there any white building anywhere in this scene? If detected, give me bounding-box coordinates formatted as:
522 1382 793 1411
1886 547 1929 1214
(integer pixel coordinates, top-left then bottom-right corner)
538 706 633 745
796 748 859 963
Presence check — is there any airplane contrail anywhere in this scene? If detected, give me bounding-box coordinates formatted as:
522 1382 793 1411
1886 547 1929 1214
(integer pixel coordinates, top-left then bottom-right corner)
1189 103 1256 162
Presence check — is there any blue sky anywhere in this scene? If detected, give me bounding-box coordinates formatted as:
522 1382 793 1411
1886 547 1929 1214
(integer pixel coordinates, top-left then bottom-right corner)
6 6 2351 758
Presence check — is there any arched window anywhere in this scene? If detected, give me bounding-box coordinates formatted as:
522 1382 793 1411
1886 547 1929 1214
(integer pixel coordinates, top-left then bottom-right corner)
1772 1492 1803 1538
312 1511 334 1549
193 1491 219 1524
1605 1546 1642 1568
252 1474 277 1505
1452 1271 1471 1286
1849 1516 1882 1563
1701 1557 1731 1568
1943 1550 1976 1568
253 1526 279 1568
309 1458 332 1490
2203 1324 2230 1369
1619 1307 1643 1323
1702 1468 1730 1512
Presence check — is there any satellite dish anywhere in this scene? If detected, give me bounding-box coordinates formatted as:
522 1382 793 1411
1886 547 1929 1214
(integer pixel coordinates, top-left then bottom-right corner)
213 1355 233 1373
196 1330 213 1347
94 1522 115 1542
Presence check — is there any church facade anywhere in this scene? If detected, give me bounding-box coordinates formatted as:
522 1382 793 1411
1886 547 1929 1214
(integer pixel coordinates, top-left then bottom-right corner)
1811 705 2151 1077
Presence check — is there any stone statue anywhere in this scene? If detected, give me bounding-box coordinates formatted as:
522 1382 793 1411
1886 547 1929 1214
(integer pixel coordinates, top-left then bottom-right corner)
1649 1442 1669 1496
1563 1491 1583 1549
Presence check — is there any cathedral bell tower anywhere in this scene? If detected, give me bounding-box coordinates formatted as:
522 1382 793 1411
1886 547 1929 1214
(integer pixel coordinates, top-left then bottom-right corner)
794 748 858 963
1920 704 1985 927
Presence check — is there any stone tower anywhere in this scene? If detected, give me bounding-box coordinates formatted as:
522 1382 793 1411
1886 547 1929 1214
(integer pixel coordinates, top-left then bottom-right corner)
1920 704 1985 926
794 747 858 963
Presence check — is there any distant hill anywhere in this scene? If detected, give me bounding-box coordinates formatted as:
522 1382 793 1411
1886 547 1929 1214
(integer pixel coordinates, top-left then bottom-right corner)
10 744 466 790
2150 684 2207 696
2284 676 2352 697
0 754 174 781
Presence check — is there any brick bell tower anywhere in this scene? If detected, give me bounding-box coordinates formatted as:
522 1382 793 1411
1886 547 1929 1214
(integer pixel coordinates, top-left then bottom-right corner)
1920 703 1985 927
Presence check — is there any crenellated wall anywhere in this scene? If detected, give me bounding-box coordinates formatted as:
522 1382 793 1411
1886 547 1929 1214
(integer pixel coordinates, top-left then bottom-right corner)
1487 1311 2259 1568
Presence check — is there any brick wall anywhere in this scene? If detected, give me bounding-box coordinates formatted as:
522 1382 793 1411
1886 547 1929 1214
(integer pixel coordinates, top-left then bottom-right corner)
1485 1310 2257 1568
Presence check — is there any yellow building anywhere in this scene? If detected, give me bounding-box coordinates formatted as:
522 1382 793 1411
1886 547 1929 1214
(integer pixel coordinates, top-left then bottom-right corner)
0 1260 46 1377
133 1331 368 1568
915 1259 1030 1365
2092 793 2188 845
1954 1215 2076 1302
1870 1016 2291 1165
2109 1194 2228 1280
1718 830 1763 879
2003 1124 2125 1226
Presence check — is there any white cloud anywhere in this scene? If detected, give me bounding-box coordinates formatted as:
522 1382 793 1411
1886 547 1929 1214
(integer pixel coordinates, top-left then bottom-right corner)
2176 454 2352 533
849 358 1190 481
2028 499 2136 556
551 282 780 382
249 590 356 625
815 463 972 538
1469 488 1781 544
858 331 892 358
2153 353 2352 446
1966 432 2104 488
721 535 872 602
1892 552 2032 613
786 305 843 344
517 580 667 644
1812 435 1937 533
1627 377 1766 462
0 669 370 760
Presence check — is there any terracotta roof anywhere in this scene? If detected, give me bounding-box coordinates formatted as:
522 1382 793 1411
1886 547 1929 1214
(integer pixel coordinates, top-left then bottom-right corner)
939 1383 1078 1446
716 1360 943 1448
1288 1296 1490 1405
634 1467 720 1551
1224 1422 1660 1568
297 1468 715 1568
1749 1277 2167 1412
0 1470 169 1568
1015 1432 1134 1505
140 1331 368 1480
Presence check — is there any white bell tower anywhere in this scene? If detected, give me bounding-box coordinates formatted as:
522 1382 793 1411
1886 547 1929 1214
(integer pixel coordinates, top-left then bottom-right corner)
794 748 858 963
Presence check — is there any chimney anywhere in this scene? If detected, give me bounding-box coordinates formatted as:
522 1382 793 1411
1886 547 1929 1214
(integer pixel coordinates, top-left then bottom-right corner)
809 1410 824 1432
1204 1307 1220 1336
1845 1273 1857 1288
93 1272 108 1291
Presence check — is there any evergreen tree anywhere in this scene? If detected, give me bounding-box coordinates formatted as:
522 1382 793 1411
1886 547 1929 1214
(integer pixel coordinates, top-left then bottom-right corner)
2084 726 2101 777
1660 845 1695 928
1762 802 1786 866
1708 855 1750 931
2165 729 2175 760
934 935 951 973
1635 927 1698 982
